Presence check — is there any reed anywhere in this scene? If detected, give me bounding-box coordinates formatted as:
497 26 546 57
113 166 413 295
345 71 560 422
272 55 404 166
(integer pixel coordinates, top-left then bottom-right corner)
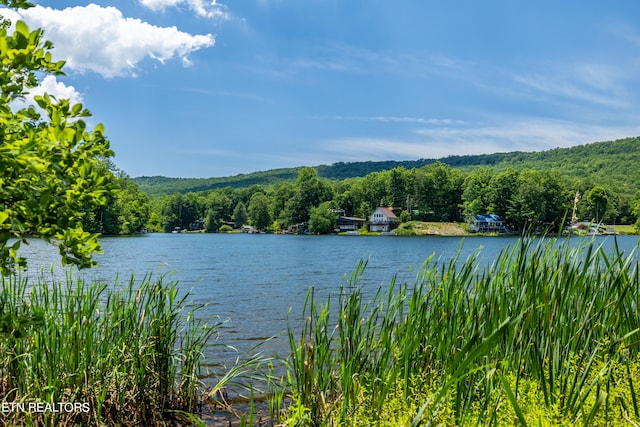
284 236 640 426
0 272 217 426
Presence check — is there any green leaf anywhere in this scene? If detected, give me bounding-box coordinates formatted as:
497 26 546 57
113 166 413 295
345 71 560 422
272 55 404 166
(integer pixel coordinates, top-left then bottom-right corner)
499 372 528 427
15 20 29 37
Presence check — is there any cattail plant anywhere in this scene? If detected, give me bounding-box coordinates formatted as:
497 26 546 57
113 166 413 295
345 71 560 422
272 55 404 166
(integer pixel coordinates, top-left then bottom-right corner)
0 272 218 426
284 237 640 426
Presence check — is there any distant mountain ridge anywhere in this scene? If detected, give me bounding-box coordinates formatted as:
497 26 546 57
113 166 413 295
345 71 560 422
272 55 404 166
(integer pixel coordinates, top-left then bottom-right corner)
133 136 640 196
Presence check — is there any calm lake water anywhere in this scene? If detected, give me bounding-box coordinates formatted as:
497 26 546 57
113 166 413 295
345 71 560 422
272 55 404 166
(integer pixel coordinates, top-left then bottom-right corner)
18 232 640 379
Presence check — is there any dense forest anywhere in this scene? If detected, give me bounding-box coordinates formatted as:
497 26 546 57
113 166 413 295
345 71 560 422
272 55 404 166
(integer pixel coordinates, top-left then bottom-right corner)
91 137 640 235
133 137 640 196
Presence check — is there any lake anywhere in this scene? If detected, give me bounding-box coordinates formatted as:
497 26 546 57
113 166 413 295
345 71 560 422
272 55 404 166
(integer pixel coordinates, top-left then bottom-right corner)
18 232 640 379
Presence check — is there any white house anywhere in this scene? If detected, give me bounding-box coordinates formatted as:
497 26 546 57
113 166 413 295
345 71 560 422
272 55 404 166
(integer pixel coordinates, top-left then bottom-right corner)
469 214 509 233
369 207 398 232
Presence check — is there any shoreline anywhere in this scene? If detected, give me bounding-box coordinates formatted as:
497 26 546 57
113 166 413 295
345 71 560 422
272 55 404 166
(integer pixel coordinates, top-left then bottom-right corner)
176 221 638 237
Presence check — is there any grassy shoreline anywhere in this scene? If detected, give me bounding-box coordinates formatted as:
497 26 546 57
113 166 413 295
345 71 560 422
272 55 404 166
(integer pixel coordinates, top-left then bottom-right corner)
208 221 639 236
278 236 640 426
0 273 218 426
3 234 640 425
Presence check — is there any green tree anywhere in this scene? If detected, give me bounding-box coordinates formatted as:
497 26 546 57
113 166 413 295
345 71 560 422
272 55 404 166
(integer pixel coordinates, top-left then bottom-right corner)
233 201 248 227
508 169 569 232
99 176 150 235
585 186 609 223
160 194 183 232
270 182 294 224
182 192 204 228
0 12 115 273
417 163 464 222
308 202 337 234
285 167 333 225
334 178 365 217
399 210 411 223
633 193 640 233
361 171 390 208
159 192 204 232
487 168 518 225
84 171 150 235
267 220 282 233
355 201 372 220
462 167 494 217
248 192 271 230
387 167 410 207
146 211 163 232
203 190 233 231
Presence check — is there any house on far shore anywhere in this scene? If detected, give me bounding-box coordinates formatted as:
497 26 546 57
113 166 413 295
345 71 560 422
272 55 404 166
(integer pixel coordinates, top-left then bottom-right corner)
189 219 204 231
369 207 398 232
336 216 366 233
469 214 509 233
241 225 257 233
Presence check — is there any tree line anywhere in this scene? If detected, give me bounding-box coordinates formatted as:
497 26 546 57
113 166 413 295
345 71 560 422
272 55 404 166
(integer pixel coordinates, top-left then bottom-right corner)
88 161 640 236
134 137 640 197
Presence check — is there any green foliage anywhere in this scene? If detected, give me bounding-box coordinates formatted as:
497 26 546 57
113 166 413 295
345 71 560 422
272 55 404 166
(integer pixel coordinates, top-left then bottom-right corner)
283 238 640 426
268 220 282 233
0 1 35 9
0 17 115 273
133 137 640 233
248 192 271 230
285 167 333 225
135 136 640 232
133 168 301 197
462 167 494 217
0 273 217 426
203 189 234 231
395 221 415 235
586 186 610 223
414 162 465 222
84 174 151 235
233 201 248 227
159 192 204 232
506 169 570 231
308 201 336 234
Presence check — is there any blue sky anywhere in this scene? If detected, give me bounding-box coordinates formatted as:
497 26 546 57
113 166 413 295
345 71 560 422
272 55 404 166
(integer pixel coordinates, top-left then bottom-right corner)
2 1 640 178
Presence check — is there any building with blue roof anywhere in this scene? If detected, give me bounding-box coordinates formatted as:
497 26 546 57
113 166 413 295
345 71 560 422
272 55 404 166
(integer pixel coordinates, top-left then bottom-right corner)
469 214 509 233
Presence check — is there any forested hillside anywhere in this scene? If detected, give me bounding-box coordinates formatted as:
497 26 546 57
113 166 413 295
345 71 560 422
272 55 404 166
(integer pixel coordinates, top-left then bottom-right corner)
89 136 640 237
133 137 640 196
468 137 640 195
133 168 301 196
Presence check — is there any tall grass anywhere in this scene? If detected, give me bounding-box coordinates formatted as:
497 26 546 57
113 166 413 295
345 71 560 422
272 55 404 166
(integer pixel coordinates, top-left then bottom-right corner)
0 273 217 426
284 237 640 426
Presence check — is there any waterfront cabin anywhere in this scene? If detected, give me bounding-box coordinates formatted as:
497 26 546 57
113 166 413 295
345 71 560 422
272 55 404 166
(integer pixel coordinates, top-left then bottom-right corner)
336 216 366 233
241 225 257 233
286 222 308 234
469 214 509 233
189 219 204 231
369 207 398 232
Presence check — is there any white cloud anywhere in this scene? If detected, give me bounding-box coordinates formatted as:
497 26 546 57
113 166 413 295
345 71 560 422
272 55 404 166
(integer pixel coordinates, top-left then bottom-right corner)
11 76 83 113
327 115 467 126
413 118 640 152
31 75 84 105
12 4 215 78
319 117 640 162
512 67 629 110
139 0 230 19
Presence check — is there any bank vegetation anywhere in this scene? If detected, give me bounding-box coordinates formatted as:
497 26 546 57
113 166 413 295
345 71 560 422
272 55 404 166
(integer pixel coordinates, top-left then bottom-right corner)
275 236 640 426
